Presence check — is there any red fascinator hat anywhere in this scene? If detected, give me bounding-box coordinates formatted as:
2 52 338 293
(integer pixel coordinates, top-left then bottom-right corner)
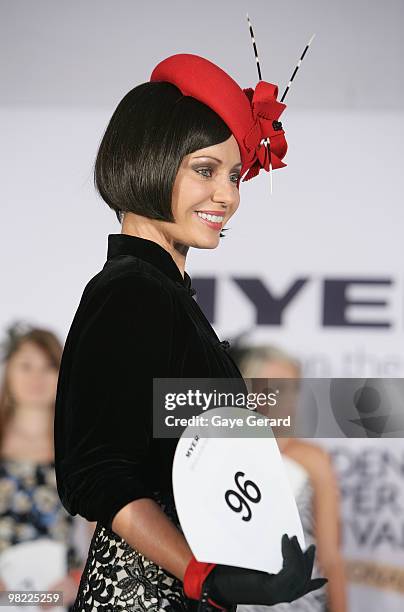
150 53 287 183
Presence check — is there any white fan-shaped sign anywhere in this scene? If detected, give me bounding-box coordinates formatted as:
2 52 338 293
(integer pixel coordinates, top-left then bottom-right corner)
172 407 305 574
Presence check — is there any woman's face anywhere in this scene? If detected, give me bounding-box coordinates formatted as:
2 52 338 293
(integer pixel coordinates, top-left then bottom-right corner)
256 360 301 422
169 134 242 249
7 342 59 409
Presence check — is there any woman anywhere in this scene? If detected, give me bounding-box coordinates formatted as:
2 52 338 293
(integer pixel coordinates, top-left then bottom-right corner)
231 345 347 612
54 54 326 611
0 322 94 610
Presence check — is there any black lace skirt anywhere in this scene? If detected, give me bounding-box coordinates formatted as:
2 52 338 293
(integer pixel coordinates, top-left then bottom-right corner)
72 492 200 612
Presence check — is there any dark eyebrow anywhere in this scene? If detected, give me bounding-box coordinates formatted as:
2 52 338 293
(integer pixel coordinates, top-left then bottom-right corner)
192 155 242 169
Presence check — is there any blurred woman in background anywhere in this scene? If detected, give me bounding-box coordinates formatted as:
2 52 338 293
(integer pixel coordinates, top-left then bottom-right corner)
0 322 94 610
231 344 347 612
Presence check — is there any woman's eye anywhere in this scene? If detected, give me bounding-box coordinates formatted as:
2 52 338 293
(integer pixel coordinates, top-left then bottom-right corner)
195 167 213 178
195 167 240 184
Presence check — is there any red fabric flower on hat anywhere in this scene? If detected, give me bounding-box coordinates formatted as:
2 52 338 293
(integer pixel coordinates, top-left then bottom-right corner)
241 82 287 181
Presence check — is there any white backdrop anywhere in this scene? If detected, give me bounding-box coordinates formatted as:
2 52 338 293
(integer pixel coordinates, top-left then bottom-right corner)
1 108 402 376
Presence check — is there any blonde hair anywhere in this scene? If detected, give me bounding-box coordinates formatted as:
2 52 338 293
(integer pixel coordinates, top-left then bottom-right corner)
234 344 301 378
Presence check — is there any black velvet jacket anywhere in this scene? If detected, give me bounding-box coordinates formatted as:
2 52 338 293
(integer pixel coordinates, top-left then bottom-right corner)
54 234 243 532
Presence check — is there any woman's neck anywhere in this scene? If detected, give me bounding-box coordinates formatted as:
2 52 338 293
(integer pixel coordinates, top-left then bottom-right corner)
8 404 53 436
1 404 54 462
121 213 188 278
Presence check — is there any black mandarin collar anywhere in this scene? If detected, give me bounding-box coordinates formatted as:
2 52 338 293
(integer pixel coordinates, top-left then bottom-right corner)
107 234 194 293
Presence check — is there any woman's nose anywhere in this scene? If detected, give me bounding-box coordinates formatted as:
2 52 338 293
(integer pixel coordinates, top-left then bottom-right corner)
212 178 239 208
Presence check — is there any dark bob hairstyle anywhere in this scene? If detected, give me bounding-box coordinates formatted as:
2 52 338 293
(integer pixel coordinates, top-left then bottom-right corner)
94 81 233 226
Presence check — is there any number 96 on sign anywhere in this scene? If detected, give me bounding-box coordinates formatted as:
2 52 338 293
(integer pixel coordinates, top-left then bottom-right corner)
225 471 261 522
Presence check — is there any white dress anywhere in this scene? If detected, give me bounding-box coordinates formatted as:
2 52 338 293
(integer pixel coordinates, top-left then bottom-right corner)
237 454 328 612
